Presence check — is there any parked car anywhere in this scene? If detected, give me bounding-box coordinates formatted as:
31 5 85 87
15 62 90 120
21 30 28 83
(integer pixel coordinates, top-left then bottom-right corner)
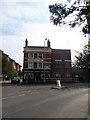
11 77 20 84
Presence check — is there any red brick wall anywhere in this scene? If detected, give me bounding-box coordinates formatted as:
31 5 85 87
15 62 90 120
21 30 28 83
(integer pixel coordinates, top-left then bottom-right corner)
51 49 72 78
44 53 51 62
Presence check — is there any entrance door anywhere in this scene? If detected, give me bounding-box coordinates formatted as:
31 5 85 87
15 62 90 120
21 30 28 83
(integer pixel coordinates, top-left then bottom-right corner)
34 72 40 83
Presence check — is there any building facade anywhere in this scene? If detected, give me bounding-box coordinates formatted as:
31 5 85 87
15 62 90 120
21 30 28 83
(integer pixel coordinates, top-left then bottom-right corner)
23 39 52 83
10 58 21 72
0 49 22 79
51 49 71 79
23 39 72 83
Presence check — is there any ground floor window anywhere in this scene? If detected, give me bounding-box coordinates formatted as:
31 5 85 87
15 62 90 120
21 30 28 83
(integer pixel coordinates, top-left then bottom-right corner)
23 70 51 83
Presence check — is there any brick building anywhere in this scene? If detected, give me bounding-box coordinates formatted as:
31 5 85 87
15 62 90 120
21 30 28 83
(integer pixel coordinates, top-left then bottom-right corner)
23 38 52 83
0 49 21 77
10 58 22 72
23 38 71 83
51 49 71 79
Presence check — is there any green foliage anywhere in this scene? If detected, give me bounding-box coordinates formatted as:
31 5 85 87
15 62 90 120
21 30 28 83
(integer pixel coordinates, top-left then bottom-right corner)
18 71 23 79
73 46 90 81
2 54 17 79
49 1 90 35
85 42 90 48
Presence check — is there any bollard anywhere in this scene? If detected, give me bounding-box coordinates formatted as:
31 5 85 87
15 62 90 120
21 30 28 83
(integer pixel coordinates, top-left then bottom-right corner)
56 80 61 88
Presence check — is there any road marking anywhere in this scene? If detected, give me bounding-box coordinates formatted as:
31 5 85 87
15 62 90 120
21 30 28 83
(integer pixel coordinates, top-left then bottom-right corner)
2 93 26 100
3 96 15 100
2 90 40 100
2 86 12 88
18 94 25 97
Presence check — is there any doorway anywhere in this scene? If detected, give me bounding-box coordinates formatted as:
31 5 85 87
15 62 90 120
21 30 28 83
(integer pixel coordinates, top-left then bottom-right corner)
34 71 40 83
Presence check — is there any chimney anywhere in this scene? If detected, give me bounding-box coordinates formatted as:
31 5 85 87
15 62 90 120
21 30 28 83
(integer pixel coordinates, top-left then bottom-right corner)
25 38 28 47
47 39 51 48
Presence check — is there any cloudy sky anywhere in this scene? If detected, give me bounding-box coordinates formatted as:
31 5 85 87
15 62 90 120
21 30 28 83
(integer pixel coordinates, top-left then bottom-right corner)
0 0 88 67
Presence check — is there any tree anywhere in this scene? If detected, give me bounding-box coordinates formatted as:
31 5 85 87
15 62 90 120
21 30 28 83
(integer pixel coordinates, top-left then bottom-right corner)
2 54 17 79
18 70 23 79
49 0 90 82
73 46 90 81
49 0 90 35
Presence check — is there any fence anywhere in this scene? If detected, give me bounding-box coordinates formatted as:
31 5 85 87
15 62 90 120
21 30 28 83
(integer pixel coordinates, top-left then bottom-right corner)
23 77 89 86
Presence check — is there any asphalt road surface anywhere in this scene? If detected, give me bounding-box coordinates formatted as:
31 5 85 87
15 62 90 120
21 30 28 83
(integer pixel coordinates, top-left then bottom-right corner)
2 83 89 119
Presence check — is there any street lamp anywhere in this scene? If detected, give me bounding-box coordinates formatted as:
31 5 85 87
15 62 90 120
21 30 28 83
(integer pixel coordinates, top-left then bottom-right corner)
44 38 48 83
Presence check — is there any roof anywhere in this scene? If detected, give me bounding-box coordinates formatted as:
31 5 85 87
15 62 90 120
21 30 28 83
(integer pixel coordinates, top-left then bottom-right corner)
52 49 71 51
24 46 50 49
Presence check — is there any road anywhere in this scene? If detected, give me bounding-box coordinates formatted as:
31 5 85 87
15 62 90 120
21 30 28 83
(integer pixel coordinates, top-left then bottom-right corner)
2 83 89 119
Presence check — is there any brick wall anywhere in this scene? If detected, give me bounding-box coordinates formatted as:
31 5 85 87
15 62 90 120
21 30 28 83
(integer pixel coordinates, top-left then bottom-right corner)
51 49 72 79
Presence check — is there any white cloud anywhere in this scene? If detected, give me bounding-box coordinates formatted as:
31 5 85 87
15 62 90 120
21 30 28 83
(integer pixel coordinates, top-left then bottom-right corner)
48 0 67 4
1 21 88 65
0 35 25 66
0 0 88 67
1 2 49 36
0 0 47 2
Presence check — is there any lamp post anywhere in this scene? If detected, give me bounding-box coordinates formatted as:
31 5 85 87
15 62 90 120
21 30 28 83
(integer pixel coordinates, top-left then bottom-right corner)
44 38 48 83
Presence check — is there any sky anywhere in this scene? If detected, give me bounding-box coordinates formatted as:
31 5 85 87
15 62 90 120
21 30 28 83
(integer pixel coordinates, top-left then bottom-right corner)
0 0 88 67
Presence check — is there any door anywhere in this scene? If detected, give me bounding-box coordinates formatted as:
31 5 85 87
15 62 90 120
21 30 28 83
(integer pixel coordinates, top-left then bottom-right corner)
34 71 40 83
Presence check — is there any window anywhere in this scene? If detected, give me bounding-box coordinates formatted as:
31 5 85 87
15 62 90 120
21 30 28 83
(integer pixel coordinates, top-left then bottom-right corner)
24 53 28 61
24 53 28 57
38 63 42 68
55 60 62 68
28 62 33 68
29 72 34 79
29 53 33 58
38 53 43 59
34 62 37 68
34 53 37 58
65 60 71 68
44 63 51 69
65 74 70 78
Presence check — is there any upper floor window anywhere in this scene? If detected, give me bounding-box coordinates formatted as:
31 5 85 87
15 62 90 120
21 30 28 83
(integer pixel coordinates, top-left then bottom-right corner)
65 60 71 68
55 60 62 68
28 62 33 68
34 53 37 58
38 53 43 59
29 53 33 58
34 62 37 68
24 53 28 57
